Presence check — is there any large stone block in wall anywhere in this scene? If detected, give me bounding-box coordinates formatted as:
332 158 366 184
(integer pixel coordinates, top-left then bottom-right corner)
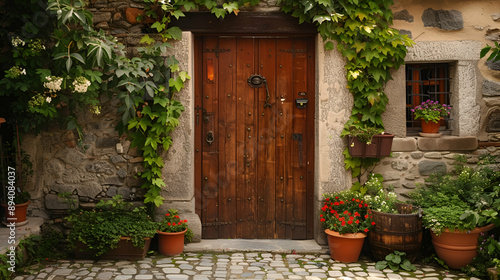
45 194 79 210
422 8 463 30
394 10 414 22
418 160 447 176
54 148 87 168
418 137 478 151
392 137 417 152
483 79 500 97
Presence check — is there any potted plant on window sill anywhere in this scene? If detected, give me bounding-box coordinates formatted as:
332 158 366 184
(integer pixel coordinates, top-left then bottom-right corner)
412 100 451 137
156 208 193 256
409 163 500 269
320 190 375 262
347 125 394 158
67 195 157 260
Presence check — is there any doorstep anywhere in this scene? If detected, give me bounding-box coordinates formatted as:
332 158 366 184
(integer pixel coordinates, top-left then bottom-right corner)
184 239 328 254
0 217 44 255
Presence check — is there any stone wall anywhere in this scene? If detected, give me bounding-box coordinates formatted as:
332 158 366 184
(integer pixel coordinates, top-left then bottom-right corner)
372 137 485 201
22 95 146 220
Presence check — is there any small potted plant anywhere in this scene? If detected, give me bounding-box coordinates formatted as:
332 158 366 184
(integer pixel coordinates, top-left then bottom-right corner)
347 125 394 158
156 208 193 256
67 195 157 259
320 190 375 262
411 99 451 136
409 161 500 269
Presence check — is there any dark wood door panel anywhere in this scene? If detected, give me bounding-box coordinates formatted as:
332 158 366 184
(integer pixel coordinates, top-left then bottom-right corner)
195 36 314 239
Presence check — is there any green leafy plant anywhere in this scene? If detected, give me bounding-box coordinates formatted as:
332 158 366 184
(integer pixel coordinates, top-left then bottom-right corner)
157 208 193 243
351 173 384 196
409 163 500 234
412 99 451 123
465 232 500 278
66 195 157 257
347 125 384 144
320 190 375 234
481 41 500 62
364 188 399 214
375 250 416 272
278 0 413 175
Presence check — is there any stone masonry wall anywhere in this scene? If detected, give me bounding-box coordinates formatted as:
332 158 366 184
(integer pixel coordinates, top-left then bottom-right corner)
372 137 490 201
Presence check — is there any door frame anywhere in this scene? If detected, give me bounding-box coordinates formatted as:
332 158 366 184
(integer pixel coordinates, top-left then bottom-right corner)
193 36 316 239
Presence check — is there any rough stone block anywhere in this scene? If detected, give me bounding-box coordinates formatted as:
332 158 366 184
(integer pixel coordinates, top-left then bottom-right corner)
392 137 417 152
418 136 478 151
423 152 442 159
93 12 112 23
394 10 414 22
422 8 463 30
110 155 126 164
50 184 76 195
54 148 86 168
117 168 127 178
158 199 196 215
107 186 118 197
483 79 500 97
391 160 408 171
76 181 103 198
103 176 124 186
45 194 79 210
96 138 120 148
486 28 500 41
117 187 130 199
181 213 202 242
85 161 115 174
487 59 500 71
418 160 447 176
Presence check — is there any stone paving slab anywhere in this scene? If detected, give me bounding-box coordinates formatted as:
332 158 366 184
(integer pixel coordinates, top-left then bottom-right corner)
13 252 480 280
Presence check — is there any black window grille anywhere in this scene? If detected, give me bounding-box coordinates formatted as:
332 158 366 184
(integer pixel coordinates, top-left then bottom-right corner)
405 63 452 133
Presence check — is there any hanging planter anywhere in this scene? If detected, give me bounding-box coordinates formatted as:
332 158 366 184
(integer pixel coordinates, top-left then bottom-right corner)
348 134 394 158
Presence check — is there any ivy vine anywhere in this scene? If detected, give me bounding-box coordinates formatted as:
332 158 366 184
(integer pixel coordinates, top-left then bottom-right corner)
279 0 413 177
0 0 412 208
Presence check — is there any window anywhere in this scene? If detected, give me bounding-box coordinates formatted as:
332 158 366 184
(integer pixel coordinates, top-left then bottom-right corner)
405 63 452 133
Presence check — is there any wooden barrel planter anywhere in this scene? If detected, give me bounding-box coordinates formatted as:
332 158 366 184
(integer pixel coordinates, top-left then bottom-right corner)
369 203 422 262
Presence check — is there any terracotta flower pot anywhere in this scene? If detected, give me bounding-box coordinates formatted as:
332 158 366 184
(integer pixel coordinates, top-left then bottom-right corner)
420 118 442 134
2 201 30 223
157 229 187 256
431 224 495 269
325 229 367 263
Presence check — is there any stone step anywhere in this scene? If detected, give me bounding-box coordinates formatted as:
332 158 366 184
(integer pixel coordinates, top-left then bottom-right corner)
0 217 44 255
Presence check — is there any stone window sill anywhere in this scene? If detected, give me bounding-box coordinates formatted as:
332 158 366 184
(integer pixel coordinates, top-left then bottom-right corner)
392 136 478 152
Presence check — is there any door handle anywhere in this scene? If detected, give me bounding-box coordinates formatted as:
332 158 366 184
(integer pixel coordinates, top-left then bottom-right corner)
206 131 215 145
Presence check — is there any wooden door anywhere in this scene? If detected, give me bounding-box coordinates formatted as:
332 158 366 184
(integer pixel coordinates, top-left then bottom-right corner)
194 36 315 239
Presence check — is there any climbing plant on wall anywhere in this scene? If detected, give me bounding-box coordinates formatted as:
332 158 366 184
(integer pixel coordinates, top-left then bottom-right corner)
0 0 412 208
279 0 413 177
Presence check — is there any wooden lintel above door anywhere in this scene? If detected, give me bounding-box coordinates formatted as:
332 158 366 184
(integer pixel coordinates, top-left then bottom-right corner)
170 12 318 35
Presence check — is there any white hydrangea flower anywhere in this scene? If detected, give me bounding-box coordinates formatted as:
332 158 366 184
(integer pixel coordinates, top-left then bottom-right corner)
11 36 25 47
43 76 63 93
72 76 91 93
46 97 52 104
